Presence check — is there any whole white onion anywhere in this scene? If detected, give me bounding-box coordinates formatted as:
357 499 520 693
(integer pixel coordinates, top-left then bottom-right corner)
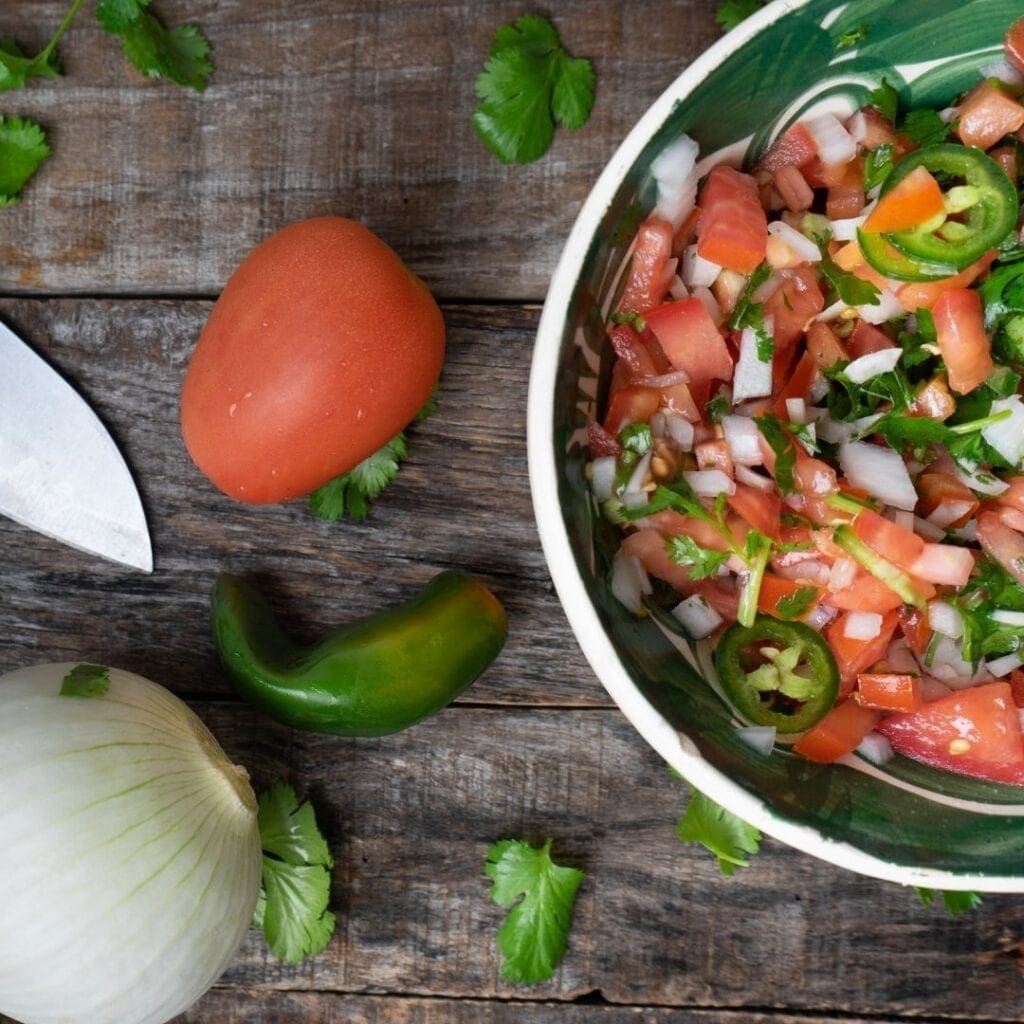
0 664 262 1024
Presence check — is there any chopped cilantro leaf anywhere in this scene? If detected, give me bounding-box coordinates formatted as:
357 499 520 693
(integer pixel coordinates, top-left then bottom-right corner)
254 783 335 964
610 310 647 332
754 413 797 495
836 24 869 48
715 0 766 31
756 331 775 363
915 887 983 915
776 586 818 619
952 555 1024 664
869 78 899 124
59 663 110 698
820 247 881 307
473 15 594 164
485 838 584 984
676 788 761 876
0 35 61 92
706 393 729 423
620 422 653 455
729 262 771 332
666 534 729 581
900 108 952 148
0 115 49 207
863 143 895 191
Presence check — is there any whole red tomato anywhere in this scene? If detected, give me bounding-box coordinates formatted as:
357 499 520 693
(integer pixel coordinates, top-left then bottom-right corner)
181 216 445 503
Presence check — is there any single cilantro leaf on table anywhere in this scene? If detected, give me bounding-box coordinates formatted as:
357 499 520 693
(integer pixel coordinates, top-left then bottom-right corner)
715 0 765 31
676 789 761 876
473 15 594 164
0 36 61 92
254 782 335 964
60 663 110 698
900 108 952 148
915 887 983 915
0 115 50 207
485 838 584 984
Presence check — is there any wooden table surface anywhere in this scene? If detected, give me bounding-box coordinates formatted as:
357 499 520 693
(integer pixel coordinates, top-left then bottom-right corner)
3 2 1024 1021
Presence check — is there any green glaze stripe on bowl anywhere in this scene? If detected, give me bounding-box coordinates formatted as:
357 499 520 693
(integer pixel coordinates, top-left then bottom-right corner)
529 0 1024 890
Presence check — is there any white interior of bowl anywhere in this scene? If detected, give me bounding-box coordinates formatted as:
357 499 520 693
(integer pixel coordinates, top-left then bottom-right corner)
526 0 1024 892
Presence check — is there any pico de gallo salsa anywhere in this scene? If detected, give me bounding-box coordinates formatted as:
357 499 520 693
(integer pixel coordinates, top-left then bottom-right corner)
592 16 1024 786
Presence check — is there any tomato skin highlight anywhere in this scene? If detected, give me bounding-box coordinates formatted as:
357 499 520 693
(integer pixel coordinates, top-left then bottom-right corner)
855 673 922 713
181 217 445 504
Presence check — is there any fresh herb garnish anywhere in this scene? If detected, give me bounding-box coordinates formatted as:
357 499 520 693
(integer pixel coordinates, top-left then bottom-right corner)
863 143 895 191
900 108 953 148
254 783 335 963
485 838 584 983
776 586 818 619
620 422 653 455
729 262 774 361
819 247 881 307
715 0 766 31
59 663 110 698
473 15 595 165
836 24 869 48
706 393 729 423
951 555 1024 664
915 887 983 915
824 361 914 421
979 258 1024 371
610 310 647 332
754 413 797 495
666 535 730 581
869 78 899 123
0 115 49 206
676 788 761 876
0 28 62 92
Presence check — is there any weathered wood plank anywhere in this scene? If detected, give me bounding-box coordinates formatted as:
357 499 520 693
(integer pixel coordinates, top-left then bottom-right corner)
0 0 720 298
155 706 1024 1017
0 299 608 707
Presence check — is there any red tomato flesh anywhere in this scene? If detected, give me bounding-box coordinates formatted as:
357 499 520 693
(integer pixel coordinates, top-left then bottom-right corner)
645 298 734 388
933 288 994 395
618 218 675 314
696 166 768 273
793 700 881 763
855 673 922 713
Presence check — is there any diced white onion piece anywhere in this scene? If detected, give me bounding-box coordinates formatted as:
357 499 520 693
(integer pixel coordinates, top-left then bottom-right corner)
885 507 915 532
612 550 652 614
844 611 883 640
928 600 963 639
911 543 974 587
735 465 775 492
731 324 774 404
926 500 976 530
982 396 1024 468
846 110 869 144
913 515 946 541
829 556 857 592
805 112 857 165
816 298 849 323
954 463 1011 496
691 285 723 325
653 135 700 229
722 415 764 466
669 276 689 301
767 220 821 262
683 469 736 497
634 369 691 388
624 450 652 495
590 457 616 502
808 372 829 403
985 651 1024 678
830 213 867 242
980 58 1024 87
681 245 722 288
949 519 978 543
649 411 667 439
839 441 918 510
844 347 901 383
734 725 777 756
929 636 985 687
785 397 807 424
672 594 724 639
621 490 649 510
665 414 695 452
939 106 960 123
856 732 894 765
857 288 904 325
817 413 882 445
805 602 839 630
776 559 830 586
992 610 1024 627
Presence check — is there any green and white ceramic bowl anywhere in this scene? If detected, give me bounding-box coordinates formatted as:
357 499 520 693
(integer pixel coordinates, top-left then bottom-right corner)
529 0 1024 891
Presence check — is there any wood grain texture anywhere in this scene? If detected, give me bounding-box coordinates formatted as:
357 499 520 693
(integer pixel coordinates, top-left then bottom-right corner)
0 0 719 299
0 298 607 707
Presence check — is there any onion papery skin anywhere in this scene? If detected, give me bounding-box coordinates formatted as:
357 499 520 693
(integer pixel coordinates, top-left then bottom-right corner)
0 664 262 1024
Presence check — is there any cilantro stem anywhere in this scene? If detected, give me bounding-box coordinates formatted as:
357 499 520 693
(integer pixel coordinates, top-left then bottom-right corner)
737 539 772 628
37 0 86 65
948 408 1013 434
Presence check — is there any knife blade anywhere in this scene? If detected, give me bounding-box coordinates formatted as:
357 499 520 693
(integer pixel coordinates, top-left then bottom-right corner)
0 320 153 573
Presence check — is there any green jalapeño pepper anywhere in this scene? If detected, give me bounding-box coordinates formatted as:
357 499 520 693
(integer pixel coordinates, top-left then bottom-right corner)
860 143 1018 281
211 571 507 736
714 615 839 733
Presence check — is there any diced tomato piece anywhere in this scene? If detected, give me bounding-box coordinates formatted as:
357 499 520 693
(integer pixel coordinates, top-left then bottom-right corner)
695 439 734 477
770 343 800 398
604 385 660 436
659 381 701 422
826 609 900 689
863 166 946 233
806 321 848 369
896 250 997 311
757 574 819 617
696 165 768 274
773 164 814 212
673 207 702 255
996 505 1024 534
856 106 901 150
910 376 956 421
916 471 979 528
956 80 1024 151
997 476 1024 515
793 450 837 497
909 542 974 588
758 122 818 173
618 218 676 314
827 182 866 220
847 320 895 358
976 511 1024 586
793 700 881 763
898 607 932 657
727 484 782 538
855 673 922 713
587 419 621 457
933 288 994 395
645 298 734 389
1007 15 1024 75
711 268 748 319
990 145 1019 184
853 509 925 574
771 352 818 417
764 266 824 350
1010 670 1024 709
645 510 731 552
802 158 854 190
878 683 1024 785
609 323 658 379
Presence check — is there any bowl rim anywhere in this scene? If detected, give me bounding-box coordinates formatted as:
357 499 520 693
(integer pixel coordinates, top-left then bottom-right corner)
526 0 1024 892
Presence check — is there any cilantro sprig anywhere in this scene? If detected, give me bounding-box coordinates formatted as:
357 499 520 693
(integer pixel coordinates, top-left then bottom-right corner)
473 15 595 165
0 115 49 206
915 887 983 915
951 555 1024 664
485 838 585 984
676 788 761 876
254 783 336 964
666 534 729 580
